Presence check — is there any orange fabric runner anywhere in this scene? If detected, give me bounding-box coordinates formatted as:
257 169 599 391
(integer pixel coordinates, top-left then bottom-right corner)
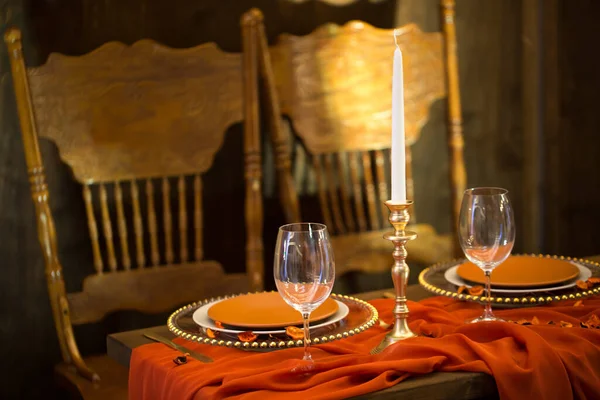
129 297 600 400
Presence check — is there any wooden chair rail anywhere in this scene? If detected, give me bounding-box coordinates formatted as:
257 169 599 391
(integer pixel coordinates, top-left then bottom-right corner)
67 262 248 325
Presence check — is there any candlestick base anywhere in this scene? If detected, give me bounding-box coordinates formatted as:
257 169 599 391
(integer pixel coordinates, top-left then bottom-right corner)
370 200 418 355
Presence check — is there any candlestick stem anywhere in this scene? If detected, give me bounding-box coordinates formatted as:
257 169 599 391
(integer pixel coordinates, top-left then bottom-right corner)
371 200 417 354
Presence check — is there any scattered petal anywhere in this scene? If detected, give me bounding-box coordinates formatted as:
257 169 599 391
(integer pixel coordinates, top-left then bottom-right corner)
576 280 590 290
531 316 540 325
238 331 258 342
585 314 600 328
457 285 467 294
285 326 304 340
560 321 573 328
173 354 188 365
206 328 218 339
468 286 484 296
214 321 224 329
574 300 584 307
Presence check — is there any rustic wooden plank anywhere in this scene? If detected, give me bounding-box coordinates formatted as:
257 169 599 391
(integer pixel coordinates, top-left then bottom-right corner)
350 372 497 400
107 325 174 369
541 0 560 255
543 0 600 256
521 0 542 254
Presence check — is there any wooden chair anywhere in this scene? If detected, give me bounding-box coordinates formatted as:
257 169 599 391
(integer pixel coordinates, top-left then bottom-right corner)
254 0 466 277
4 12 263 400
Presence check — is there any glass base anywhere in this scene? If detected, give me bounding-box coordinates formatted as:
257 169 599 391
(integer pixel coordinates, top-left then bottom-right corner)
291 358 315 373
467 314 505 323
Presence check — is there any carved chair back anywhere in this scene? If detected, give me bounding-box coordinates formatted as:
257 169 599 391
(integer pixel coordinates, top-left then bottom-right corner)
5 14 262 380
259 0 465 257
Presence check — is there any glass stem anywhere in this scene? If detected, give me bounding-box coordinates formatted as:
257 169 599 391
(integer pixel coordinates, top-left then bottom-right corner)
302 312 312 361
484 270 493 318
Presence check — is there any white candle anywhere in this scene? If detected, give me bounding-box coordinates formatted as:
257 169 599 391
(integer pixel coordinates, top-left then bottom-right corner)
391 45 406 202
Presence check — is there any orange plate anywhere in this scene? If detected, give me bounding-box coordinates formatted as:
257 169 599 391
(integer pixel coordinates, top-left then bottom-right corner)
207 292 339 328
456 255 580 288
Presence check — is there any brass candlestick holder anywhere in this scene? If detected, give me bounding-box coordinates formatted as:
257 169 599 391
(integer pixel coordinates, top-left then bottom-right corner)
371 200 417 354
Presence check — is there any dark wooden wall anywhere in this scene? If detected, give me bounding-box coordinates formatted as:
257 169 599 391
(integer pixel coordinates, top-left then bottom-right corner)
400 0 524 247
542 0 600 256
0 0 598 398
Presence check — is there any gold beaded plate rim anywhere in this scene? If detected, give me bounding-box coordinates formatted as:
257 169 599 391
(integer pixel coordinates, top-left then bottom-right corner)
418 254 600 306
167 293 379 351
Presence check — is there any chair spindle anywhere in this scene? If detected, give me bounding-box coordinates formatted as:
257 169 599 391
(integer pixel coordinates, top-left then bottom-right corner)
349 151 367 232
361 151 380 230
323 153 346 234
83 185 103 274
145 179 160 266
178 176 188 263
313 155 334 234
162 177 174 264
114 181 131 270
336 153 356 232
374 150 389 226
99 183 117 271
130 179 146 268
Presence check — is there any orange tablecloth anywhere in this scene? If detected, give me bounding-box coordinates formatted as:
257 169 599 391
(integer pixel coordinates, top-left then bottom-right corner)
129 297 600 400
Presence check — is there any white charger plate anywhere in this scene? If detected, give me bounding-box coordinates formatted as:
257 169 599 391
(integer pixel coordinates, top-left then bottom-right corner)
192 299 350 335
444 262 591 294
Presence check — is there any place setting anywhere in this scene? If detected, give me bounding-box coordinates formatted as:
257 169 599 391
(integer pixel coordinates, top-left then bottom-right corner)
419 187 600 313
168 222 378 354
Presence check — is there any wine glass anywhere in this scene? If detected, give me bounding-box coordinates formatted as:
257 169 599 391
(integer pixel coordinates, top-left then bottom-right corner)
458 187 515 323
274 223 335 364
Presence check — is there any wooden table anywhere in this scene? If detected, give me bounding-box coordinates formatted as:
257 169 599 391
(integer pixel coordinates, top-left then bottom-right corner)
108 254 600 399
107 284 499 400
